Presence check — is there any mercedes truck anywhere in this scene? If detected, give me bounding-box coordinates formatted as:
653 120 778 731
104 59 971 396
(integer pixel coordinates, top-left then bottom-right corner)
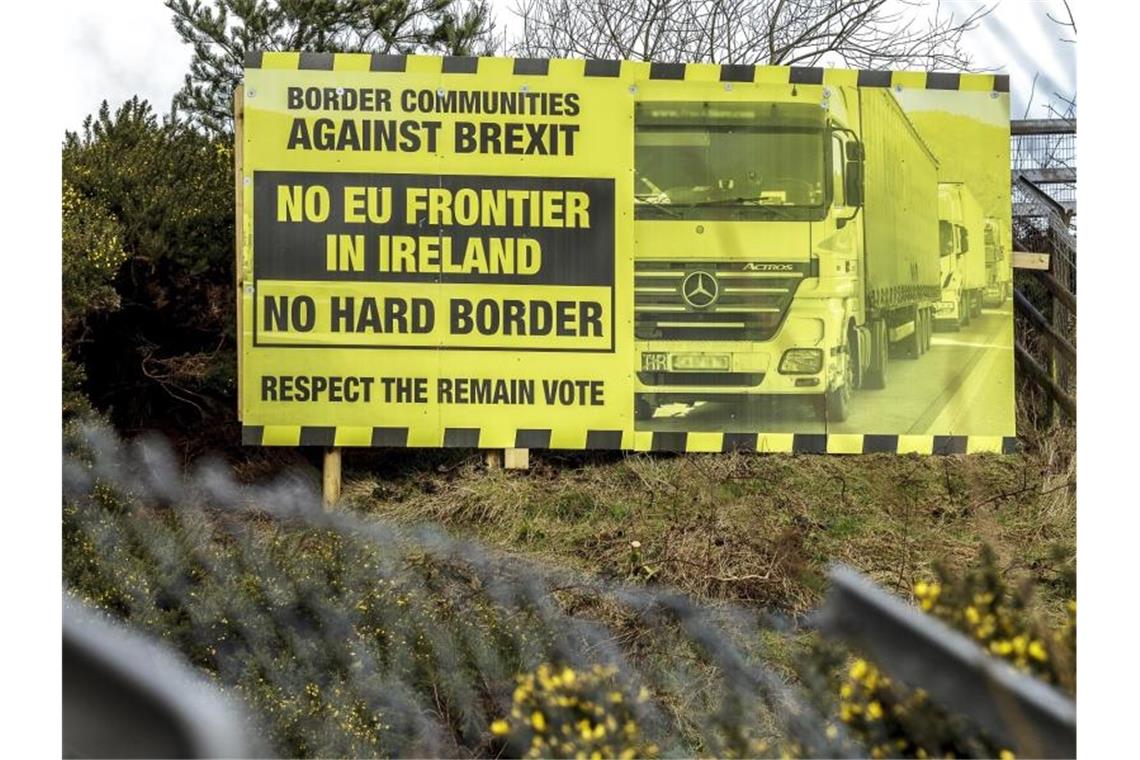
633 86 941 423
933 182 986 329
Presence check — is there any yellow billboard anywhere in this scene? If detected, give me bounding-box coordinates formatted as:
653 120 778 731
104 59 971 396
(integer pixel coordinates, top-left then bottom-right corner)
238 54 1014 454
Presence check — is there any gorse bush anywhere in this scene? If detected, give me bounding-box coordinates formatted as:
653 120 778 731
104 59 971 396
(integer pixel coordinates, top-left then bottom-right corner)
64 425 847 758
62 99 235 442
64 426 1076 758
827 547 1076 759
488 663 658 759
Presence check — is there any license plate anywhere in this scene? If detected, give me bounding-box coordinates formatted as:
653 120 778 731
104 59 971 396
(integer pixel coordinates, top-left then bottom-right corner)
672 353 730 371
641 352 669 371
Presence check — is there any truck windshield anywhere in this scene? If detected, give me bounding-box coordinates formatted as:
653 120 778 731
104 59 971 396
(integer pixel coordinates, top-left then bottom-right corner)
634 127 826 221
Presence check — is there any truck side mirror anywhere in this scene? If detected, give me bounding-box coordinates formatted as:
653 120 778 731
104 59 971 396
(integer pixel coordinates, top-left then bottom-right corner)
843 141 864 206
958 226 969 253
845 160 863 206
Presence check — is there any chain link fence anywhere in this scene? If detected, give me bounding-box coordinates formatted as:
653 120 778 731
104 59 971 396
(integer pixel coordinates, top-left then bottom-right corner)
63 423 856 757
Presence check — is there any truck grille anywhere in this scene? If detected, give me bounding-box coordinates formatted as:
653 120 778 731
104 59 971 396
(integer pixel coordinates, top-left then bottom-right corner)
634 260 814 341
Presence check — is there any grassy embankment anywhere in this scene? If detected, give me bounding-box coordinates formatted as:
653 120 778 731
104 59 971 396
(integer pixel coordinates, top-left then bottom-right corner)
339 427 1075 628
64 420 1074 756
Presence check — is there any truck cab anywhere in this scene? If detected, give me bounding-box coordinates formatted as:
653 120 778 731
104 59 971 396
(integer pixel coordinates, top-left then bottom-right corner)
934 182 986 329
632 94 867 423
632 83 941 426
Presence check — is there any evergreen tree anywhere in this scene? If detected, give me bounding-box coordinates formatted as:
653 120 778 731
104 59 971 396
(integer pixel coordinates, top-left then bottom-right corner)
63 99 235 443
166 0 497 133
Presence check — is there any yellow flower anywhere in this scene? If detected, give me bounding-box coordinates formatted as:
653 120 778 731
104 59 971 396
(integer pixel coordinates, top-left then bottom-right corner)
850 659 868 680
1028 640 1048 662
965 606 980 625
531 711 547 732
490 719 510 736
867 701 883 720
915 581 929 598
1000 750 1016 760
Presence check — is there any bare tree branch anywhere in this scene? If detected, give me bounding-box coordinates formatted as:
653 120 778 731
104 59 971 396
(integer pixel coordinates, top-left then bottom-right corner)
508 0 993 71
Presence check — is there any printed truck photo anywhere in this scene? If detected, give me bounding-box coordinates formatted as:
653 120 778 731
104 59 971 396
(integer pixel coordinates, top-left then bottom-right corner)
632 81 1013 437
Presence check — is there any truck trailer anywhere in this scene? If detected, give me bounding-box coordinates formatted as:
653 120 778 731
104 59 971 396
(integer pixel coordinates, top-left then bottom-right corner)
934 182 987 329
633 85 941 423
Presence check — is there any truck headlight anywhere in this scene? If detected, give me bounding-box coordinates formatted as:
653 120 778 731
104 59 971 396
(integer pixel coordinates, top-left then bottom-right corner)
779 348 823 375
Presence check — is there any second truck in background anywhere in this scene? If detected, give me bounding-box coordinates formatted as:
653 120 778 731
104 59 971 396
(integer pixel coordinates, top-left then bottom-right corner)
935 182 987 329
983 217 1011 307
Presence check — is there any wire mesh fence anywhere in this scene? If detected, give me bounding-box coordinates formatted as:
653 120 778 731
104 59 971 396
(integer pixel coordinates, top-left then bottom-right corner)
1011 131 1075 175
63 422 858 758
1010 119 1076 423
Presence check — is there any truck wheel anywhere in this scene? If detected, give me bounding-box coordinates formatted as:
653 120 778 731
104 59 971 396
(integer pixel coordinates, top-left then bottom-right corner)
903 308 922 360
848 326 864 390
960 294 971 327
635 396 655 421
828 330 856 422
827 381 851 422
922 308 933 351
972 293 983 317
863 319 888 390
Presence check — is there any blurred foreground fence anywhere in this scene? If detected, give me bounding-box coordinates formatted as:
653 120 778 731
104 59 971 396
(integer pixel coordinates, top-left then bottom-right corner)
63 594 259 758
814 567 1075 758
62 425 1075 758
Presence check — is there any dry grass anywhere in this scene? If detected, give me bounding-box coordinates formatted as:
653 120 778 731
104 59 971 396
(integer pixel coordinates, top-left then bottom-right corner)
341 429 1076 622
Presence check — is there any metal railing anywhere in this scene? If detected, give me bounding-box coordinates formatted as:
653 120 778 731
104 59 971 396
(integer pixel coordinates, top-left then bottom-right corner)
815 565 1076 759
1011 120 1076 423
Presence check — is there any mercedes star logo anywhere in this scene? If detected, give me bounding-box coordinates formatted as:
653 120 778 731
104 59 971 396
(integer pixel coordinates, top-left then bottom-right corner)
681 270 720 309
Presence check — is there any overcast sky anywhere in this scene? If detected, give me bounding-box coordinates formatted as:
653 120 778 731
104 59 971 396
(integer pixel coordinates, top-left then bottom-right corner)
61 0 1075 134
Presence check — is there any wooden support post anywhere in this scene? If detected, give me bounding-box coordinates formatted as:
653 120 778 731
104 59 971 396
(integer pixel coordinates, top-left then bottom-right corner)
323 447 342 509
1013 290 1076 363
1032 270 1076 314
504 448 530 470
1012 251 1050 271
485 449 530 470
1015 344 1075 421
1047 235 1061 426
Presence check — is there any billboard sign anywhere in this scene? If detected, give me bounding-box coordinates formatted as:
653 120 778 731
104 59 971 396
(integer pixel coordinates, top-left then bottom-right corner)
238 54 1014 454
